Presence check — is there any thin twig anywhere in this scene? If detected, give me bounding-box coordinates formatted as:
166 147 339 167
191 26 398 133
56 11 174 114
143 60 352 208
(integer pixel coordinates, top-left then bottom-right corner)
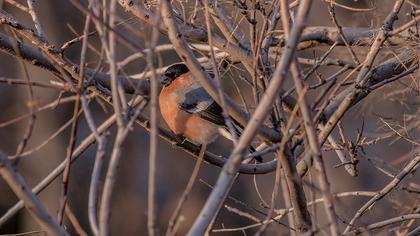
146 5 161 235
9 30 37 159
256 92 304 235
26 0 45 40
211 191 377 233
65 204 88 236
5 0 29 12
0 113 117 227
166 144 206 236
57 10 92 224
0 152 69 236
343 152 420 234
345 213 420 235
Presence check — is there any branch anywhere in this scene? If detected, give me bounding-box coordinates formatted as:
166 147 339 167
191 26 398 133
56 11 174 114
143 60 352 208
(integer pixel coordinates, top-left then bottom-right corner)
0 152 69 236
0 31 150 95
117 0 254 66
26 0 45 40
211 191 378 233
273 26 418 49
345 214 420 235
187 1 313 234
0 113 117 228
344 151 420 233
206 0 251 50
297 47 419 177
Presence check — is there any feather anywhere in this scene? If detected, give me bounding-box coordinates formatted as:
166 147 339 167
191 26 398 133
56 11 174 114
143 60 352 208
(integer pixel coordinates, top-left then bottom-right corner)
176 75 263 162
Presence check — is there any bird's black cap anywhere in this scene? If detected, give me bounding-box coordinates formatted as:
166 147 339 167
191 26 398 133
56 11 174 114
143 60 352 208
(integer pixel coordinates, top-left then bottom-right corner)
159 63 190 86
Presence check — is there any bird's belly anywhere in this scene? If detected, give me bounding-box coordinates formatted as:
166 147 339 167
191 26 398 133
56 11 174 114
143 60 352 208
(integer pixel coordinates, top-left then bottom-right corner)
184 116 219 144
159 90 219 144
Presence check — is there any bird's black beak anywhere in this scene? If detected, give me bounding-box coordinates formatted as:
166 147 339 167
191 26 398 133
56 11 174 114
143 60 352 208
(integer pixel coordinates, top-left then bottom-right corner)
159 75 172 87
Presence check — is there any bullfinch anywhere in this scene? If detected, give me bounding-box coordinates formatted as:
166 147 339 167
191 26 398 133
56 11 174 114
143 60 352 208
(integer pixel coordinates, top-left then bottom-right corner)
158 63 262 162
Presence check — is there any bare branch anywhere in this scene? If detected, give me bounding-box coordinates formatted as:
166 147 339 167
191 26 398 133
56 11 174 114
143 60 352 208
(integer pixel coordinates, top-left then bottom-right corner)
187 1 313 234
345 213 420 235
0 152 69 236
344 151 420 234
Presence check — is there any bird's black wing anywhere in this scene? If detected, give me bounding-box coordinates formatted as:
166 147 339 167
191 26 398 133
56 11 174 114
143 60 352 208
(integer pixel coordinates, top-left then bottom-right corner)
178 86 226 126
196 101 227 126
179 86 263 162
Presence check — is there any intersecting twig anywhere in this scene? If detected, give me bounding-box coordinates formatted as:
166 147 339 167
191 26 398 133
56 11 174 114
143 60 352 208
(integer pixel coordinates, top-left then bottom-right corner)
343 151 420 234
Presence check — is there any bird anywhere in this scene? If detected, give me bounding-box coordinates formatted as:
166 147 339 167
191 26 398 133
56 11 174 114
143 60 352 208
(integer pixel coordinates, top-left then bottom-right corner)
158 63 262 162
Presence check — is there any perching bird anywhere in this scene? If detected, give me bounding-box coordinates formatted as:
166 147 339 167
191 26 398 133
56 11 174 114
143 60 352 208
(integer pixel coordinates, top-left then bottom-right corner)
158 63 262 162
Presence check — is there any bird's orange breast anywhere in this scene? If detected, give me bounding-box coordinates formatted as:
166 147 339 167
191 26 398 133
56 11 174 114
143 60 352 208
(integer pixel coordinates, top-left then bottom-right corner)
159 72 219 144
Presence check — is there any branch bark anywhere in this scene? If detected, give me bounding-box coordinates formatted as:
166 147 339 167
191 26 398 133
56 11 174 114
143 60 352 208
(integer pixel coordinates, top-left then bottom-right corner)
0 152 69 236
186 1 313 234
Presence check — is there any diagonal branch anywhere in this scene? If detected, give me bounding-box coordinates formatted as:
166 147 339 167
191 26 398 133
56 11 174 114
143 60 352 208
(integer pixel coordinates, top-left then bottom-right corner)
343 152 420 234
186 1 313 234
0 31 149 95
0 152 69 236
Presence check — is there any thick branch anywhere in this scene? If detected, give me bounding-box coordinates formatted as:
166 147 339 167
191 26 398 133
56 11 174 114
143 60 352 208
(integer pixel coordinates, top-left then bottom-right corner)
0 31 149 95
273 26 417 49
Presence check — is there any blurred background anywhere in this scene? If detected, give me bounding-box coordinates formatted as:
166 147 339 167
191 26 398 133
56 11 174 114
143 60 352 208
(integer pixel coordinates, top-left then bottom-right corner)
0 0 419 235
